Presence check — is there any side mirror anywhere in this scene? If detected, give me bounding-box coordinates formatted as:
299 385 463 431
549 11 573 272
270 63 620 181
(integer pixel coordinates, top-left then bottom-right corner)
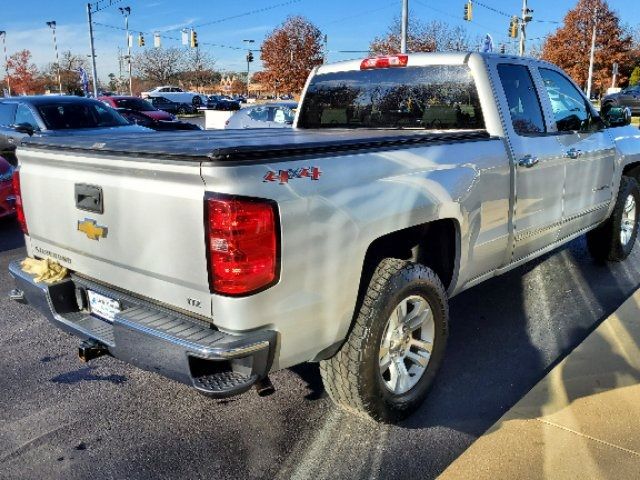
11 123 35 136
601 105 632 128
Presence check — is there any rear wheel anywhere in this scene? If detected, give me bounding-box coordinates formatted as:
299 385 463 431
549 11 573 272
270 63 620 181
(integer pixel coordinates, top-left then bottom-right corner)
320 258 449 422
191 96 202 107
177 105 187 115
587 176 640 262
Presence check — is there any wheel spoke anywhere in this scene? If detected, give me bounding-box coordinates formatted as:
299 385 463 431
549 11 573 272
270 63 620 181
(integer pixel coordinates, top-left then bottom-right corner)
411 338 433 354
395 301 407 326
379 353 391 373
406 350 430 368
405 307 431 332
394 358 410 392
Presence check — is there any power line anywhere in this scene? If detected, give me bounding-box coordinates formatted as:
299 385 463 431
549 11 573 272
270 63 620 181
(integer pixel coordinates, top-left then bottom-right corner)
164 0 303 32
93 22 246 50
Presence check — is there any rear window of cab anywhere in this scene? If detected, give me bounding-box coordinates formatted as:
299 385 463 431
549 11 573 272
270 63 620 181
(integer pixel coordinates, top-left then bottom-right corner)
298 65 485 130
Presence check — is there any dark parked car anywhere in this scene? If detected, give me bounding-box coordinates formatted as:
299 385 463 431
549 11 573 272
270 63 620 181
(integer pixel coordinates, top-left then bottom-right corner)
0 155 15 219
147 96 197 115
99 96 175 121
117 109 202 131
224 102 297 129
0 96 150 165
602 85 640 115
206 95 240 111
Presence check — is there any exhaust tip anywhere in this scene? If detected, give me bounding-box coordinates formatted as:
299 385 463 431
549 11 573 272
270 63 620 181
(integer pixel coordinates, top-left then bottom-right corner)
255 376 275 397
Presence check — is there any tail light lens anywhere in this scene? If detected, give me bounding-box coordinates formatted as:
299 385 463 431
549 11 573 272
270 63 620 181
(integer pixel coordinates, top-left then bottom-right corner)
12 168 28 234
205 194 279 296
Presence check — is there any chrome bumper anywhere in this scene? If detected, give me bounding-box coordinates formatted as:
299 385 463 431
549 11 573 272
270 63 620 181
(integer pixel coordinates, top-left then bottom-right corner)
8 260 276 398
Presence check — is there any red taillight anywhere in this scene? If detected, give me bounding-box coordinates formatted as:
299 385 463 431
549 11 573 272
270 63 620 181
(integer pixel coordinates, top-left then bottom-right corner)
205 195 279 296
360 54 409 70
12 169 28 234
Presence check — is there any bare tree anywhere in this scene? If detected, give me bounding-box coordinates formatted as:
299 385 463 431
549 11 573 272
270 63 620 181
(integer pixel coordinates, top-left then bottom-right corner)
133 47 186 85
370 18 471 54
179 49 220 90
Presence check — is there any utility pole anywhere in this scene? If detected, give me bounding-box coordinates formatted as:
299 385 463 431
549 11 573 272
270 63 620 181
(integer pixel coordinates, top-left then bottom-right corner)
46 21 63 94
0 31 9 96
119 6 132 96
86 3 99 97
243 39 255 97
519 0 533 56
400 0 409 54
586 7 598 99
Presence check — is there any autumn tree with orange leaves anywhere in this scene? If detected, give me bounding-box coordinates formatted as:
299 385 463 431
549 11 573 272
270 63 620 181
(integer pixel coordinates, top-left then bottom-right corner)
541 0 633 94
260 16 324 94
6 50 40 95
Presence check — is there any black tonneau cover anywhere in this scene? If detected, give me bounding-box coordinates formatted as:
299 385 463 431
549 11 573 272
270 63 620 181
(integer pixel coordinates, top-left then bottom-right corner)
21 128 490 163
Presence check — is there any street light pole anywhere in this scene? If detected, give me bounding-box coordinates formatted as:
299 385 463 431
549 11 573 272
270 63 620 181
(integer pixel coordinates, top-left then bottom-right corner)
46 21 62 94
86 3 99 97
119 6 132 96
0 31 10 96
400 0 409 54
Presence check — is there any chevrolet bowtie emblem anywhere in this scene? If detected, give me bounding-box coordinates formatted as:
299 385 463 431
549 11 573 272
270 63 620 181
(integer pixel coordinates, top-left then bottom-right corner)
77 219 108 241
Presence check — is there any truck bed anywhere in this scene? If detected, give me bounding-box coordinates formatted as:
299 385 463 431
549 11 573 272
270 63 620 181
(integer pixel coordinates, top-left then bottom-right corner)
21 128 490 163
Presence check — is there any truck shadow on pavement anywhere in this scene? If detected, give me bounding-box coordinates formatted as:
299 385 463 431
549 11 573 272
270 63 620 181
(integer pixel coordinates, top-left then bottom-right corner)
50 366 128 386
286 236 640 479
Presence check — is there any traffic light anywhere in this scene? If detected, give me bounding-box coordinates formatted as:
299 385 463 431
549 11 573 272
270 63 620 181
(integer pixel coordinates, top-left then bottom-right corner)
500 43 506 54
190 29 198 48
138 33 145 47
508 16 519 38
463 1 473 22
246 51 254 63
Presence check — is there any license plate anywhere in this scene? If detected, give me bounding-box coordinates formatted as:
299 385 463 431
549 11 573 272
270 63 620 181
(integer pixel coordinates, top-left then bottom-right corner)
87 290 121 322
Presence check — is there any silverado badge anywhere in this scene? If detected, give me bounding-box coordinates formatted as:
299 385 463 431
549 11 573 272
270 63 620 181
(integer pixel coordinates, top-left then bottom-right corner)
77 219 108 241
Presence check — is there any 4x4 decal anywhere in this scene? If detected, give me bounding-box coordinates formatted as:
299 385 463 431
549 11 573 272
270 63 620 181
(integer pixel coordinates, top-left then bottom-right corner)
263 167 322 184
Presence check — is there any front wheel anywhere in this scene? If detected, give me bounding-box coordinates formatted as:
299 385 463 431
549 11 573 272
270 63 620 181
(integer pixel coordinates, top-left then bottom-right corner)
192 96 202 107
587 175 640 262
320 259 449 422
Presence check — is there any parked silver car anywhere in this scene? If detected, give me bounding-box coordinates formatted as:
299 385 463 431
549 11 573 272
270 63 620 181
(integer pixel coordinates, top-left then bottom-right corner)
224 102 297 129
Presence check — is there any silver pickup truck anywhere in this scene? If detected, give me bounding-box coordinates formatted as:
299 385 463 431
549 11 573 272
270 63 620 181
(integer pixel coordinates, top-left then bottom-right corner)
8 52 640 422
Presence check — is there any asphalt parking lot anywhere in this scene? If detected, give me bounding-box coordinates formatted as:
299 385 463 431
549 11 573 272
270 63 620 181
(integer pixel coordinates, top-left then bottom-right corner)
1 217 639 480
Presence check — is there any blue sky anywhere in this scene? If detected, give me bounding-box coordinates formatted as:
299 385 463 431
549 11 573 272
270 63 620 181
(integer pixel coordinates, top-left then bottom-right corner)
1 0 638 82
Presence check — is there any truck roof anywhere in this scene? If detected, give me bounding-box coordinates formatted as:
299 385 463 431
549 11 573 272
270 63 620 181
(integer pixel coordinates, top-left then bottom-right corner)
315 51 554 75
20 128 489 164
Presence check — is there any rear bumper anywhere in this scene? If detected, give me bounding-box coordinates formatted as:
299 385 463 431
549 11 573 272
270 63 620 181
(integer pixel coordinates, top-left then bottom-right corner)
8 260 277 398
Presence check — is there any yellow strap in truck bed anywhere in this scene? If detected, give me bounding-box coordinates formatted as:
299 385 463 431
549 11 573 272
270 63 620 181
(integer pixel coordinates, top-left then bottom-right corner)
20 258 69 284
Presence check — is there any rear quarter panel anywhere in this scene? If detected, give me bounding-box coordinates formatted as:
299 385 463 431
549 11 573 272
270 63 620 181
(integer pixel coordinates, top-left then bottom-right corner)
201 137 510 369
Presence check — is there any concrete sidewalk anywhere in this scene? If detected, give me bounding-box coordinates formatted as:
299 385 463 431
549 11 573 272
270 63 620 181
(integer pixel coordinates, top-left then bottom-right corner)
440 289 640 479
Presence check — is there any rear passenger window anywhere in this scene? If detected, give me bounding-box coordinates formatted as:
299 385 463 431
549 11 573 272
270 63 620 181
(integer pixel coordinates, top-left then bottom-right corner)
497 64 546 135
0 103 16 126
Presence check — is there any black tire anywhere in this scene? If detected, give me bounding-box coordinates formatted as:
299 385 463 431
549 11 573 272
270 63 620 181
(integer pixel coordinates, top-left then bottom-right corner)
587 176 640 262
177 106 187 115
320 258 449 422
191 96 202 107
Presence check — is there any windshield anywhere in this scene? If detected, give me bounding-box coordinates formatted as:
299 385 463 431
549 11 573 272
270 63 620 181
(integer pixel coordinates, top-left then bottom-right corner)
298 65 485 130
37 102 130 130
114 98 156 111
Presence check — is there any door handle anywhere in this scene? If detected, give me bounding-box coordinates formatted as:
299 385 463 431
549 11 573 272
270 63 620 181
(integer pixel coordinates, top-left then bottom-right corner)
566 148 583 159
518 155 539 168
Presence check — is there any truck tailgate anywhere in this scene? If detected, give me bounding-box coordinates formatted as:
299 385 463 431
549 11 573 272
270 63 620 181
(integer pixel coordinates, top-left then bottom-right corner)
17 147 211 319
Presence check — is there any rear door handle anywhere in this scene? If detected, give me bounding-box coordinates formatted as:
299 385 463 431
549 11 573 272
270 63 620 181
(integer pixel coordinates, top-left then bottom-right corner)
566 148 583 159
518 155 539 168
